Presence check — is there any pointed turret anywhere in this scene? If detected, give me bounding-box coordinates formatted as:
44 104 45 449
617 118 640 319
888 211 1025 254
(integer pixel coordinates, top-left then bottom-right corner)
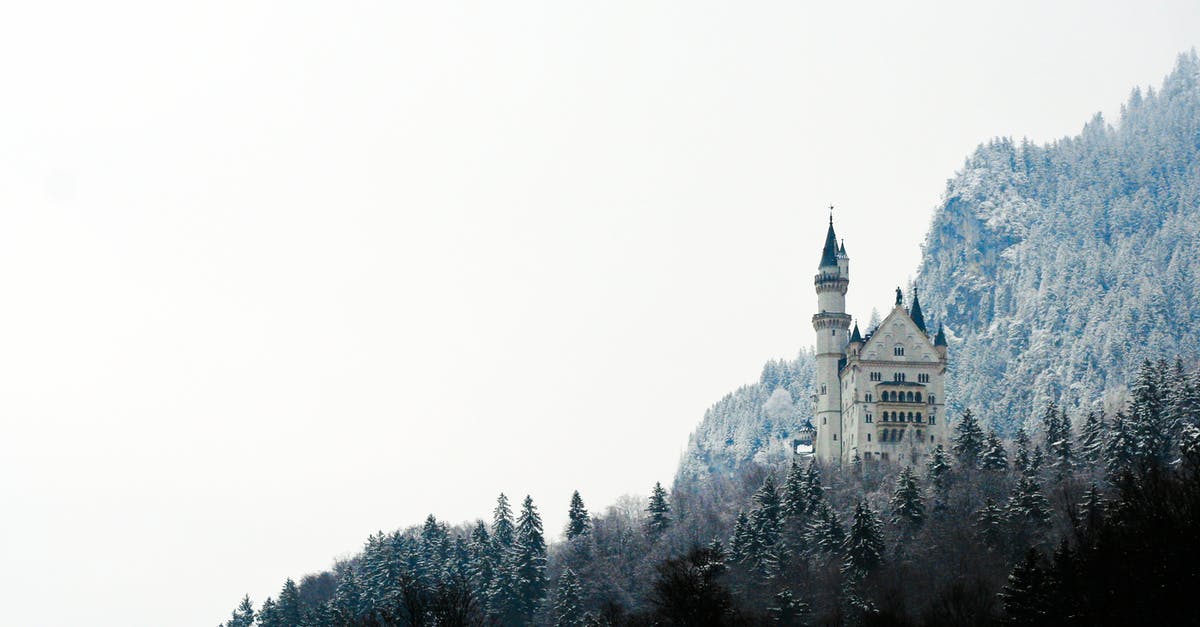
910 288 927 332
849 322 863 344
838 239 847 257
934 324 947 347
819 216 839 268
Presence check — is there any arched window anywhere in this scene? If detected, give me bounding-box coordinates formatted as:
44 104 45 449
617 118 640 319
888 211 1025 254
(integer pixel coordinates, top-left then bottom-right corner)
833 434 837 441
868 433 872 442
894 346 904 356
930 435 934 443
930 394 936 404
898 429 904 442
891 391 898 401
916 412 922 423
906 391 914 402
908 412 914 422
915 392 922 402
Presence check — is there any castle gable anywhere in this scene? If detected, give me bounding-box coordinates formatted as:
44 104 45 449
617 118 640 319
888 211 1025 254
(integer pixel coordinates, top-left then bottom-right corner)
860 307 938 363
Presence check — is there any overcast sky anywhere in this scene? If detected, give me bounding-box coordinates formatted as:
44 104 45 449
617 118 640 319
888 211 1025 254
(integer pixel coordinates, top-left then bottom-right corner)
2 2 1199 625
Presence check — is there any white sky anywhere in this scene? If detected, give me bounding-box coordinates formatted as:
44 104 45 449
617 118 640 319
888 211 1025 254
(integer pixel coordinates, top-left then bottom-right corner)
2 2 1198 625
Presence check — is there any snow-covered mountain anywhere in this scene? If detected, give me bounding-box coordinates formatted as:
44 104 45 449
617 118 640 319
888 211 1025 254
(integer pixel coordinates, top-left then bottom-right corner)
678 52 1200 486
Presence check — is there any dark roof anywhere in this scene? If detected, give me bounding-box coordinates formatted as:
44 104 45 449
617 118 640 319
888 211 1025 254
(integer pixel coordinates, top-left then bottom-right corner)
819 217 839 268
838 239 847 257
934 324 947 347
849 322 863 343
910 289 927 332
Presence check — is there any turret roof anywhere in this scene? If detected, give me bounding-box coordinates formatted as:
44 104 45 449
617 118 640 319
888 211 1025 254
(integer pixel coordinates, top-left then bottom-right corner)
849 322 863 343
819 217 839 268
934 324 947 347
910 288 927 332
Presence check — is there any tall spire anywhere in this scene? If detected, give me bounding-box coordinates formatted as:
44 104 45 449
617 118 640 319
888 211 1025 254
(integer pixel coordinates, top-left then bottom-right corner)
850 322 863 343
910 287 927 332
934 324 947 347
819 208 839 268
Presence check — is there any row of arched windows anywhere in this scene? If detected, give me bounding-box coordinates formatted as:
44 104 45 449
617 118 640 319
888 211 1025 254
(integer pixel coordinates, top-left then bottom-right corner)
880 429 904 442
882 411 922 423
880 390 923 403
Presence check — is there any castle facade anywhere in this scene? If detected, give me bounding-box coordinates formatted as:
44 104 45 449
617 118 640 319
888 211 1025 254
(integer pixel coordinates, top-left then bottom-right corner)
812 218 949 464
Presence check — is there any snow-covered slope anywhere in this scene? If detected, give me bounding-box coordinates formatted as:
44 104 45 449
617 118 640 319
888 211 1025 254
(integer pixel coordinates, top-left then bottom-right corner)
918 52 1200 429
677 52 1200 488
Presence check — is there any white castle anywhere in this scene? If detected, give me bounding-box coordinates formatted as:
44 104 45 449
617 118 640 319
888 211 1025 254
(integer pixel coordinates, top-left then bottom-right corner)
811 216 949 464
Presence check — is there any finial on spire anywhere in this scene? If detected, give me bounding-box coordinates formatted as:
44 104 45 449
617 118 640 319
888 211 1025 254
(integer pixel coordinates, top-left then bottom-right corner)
829 205 834 225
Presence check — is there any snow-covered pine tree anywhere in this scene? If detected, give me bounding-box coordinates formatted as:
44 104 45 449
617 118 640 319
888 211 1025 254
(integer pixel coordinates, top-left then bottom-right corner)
889 466 926 532
257 598 280 627
330 566 363 627
1131 359 1174 469
553 568 584 627
748 473 783 565
781 461 805 520
492 493 516 550
729 511 751 563
220 595 255 627
565 491 591 540
275 579 303 627
843 501 885 576
980 428 1008 471
1078 411 1106 466
999 548 1049 624
1006 474 1053 528
1104 410 1137 477
514 495 548 622
1048 408 1075 479
1040 401 1063 455
951 408 986 469
924 444 952 512
645 482 672 536
975 498 1005 550
1014 427 1033 474
468 521 495 601
807 500 845 557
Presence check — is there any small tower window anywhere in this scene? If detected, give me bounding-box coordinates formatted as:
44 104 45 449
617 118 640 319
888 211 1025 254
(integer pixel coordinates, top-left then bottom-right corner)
929 414 936 425
821 384 827 395
866 413 873 423
929 395 935 404
865 393 873 402
868 433 872 442
870 372 882 382
833 434 837 441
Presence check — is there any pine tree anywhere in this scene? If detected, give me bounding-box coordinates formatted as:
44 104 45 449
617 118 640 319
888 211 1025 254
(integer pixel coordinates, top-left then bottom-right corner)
729 511 751 563
889 466 926 532
331 566 363 627
492 493 516 550
975 498 1005 550
780 461 806 521
980 428 1009 471
646 482 672 536
1048 407 1075 479
1104 410 1137 477
1078 411 1106 466
554 568 584 627
1006 474 1053 528
1040 401 1063 456
925 444 952 511
276 579 303 627
469 520 495 600
951 408 986 469
748 473 783 565
1014 427 1033 473
843 501 885 576
514 495 548 621
807 499 845 556
999 548 1049 624
257 598 280 627
565 491 591 540
221 595 255 627
1131 359 1173 469
1079 484 1105 539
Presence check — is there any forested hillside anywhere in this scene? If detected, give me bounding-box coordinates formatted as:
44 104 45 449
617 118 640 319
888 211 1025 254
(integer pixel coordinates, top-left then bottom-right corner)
221 360 1200 625
678 52 1200 489
674 355 815 487
918 52 1200 429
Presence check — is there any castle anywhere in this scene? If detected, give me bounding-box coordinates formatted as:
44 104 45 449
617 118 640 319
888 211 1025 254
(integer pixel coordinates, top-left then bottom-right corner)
811 216 949 464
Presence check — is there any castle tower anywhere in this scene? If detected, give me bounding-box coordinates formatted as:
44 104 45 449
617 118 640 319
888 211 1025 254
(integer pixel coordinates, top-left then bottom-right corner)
812 215 851 463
